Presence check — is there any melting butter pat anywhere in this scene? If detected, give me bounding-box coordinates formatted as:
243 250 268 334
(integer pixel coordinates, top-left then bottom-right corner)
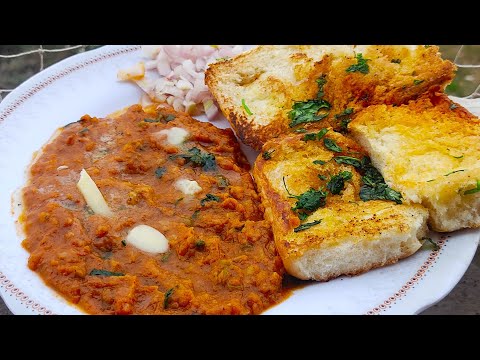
126 225 169 254
158 127 189 146
175 179 202 195
76 169 113 217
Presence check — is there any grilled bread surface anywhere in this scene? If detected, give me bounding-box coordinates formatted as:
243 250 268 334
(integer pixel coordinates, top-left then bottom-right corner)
253 130 428 280
206 45 455 150
350 94 480 232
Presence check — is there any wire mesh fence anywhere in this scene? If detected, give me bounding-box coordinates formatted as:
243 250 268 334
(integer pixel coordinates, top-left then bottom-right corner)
0 45 479 102
0 45 102 101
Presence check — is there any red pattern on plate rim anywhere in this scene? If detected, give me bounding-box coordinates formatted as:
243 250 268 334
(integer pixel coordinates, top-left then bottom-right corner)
0 271 52 315
366 237 447 315
0 46 450 315
0 46 140 315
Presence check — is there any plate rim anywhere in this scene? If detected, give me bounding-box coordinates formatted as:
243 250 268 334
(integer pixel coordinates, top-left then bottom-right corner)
0 45 478 315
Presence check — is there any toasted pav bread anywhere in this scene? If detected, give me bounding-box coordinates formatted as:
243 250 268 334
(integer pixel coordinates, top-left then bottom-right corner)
350 94 480 232
206 45 455 150
253 130 428 281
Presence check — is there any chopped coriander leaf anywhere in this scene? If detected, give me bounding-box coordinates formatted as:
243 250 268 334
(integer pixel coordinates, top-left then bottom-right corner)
334 156 362 168
155 167 166 178
89 269 125 277
359 183 403 204
186 148 216 171
297 212 309 221
323 138 342 152
170 147 216 171
121 240 127 247
294 220 322 233
288 99 330 127
313 160 326 165
361 164 385 187
164 288 175 309
292 188 327 212
421 237 439 251
216 175 230 189
334 108 354 133
195 240 206 249
316 75 327 99
450 103 458 110
346 53 370 74
451 154 464 159
335 155 403 203
444 169 465 176
358 158 403 204
327 171 352 195
78 127 89 135
282 177 327 213
426 179 435 182
334 108 354 118
463 180 480 195
294 128 307 133
424 45 432 48
303 128 329 142
413 79 424 85
262 149 275 160
391 59 401 64
303 133 317 141
144 113 176 123
288 74 331 127
174 197 184 206
200 193 221 206
318 174 327 181
339 118 352 133
242 99 253 115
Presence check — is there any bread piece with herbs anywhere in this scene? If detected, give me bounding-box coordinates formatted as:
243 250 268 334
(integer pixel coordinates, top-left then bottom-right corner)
253 129 428 281
350 93 480 232
206 45 455 150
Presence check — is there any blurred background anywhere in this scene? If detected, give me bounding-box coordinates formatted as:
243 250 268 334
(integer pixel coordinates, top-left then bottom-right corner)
1 45 479 101
0 45 102 100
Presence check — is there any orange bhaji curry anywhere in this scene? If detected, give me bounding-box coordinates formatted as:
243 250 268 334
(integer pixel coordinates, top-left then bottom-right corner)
21 104 286 314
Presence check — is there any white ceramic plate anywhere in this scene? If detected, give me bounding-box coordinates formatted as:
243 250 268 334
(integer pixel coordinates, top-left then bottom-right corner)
1 45 479 315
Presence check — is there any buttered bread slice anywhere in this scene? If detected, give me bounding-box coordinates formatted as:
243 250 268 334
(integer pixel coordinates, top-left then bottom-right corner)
253 129 428 281
206 45 455 150
350 94 480 232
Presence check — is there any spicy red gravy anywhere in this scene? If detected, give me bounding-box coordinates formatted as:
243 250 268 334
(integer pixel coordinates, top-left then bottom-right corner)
20 104 286 314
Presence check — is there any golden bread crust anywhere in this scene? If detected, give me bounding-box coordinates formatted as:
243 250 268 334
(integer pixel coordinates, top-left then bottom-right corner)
206 45 456 150
253 130 428 280
350 93 480 232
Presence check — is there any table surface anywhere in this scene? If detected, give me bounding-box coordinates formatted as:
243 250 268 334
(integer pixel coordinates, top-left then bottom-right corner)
1 247 478 315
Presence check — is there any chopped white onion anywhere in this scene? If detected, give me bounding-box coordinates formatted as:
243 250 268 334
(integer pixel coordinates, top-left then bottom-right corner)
177 79 193 91
118 45 244 120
